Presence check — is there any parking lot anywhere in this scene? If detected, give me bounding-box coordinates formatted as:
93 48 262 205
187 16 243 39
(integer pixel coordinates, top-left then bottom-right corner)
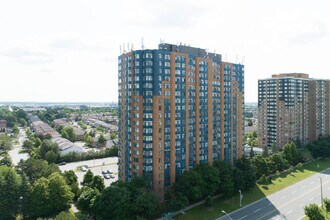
59 157 118 186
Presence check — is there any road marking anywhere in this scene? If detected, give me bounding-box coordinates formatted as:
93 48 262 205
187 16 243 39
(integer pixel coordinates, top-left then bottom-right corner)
256 176 330 220
292 190 297 194
238 215 247 220
287 210 293 214
254 208 261 213
299 203 304 207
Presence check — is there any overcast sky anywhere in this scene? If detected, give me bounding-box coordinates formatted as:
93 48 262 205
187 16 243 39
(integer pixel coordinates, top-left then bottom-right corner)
0 0 329 103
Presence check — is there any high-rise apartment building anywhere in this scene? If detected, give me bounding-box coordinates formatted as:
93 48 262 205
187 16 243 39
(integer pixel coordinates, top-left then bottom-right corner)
308 79 330 141
258 73 330 150
118 43 244 197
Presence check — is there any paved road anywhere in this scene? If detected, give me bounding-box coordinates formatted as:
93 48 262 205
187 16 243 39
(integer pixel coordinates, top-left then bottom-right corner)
8 127 29 165
217 168 330 220
59 157 119 187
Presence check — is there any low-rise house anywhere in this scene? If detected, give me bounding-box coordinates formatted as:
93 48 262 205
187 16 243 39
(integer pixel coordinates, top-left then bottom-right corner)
31 120 60 138
52 137 84 155
72 125 85 140
53 118 69 127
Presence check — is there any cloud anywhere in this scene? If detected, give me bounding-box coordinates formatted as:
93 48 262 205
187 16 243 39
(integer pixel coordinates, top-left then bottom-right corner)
49 36 110 51
288 21 327 45
1 47 52 64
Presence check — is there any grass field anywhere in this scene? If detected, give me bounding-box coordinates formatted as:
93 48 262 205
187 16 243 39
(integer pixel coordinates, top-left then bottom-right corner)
176 158 330 220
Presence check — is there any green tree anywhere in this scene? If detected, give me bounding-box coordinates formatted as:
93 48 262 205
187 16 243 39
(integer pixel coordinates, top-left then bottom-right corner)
0 135 13 153
173 169 204 202
90 175 105 192
282 142 299 166
98 134 106 146
252 155 270 178
19 174 32 219
12 125 19 134
83 134 94 146
195 164 220 197
30 177 51 218
23 139 34 149
76 187 100 215
45 151 59 164
0 156 12 167
62 127 77 142
94 185 132 220
54 211 77 220
324 198 330 213
19 158 60 182
82 169 94 187
48 172 74 213
131 188 159 219
270 153 289 172
234 157 257 190
61 130 70 140
0 166 20 220
63 170 78 186
213 160 234 197
96 126 105 133
304 203 325 220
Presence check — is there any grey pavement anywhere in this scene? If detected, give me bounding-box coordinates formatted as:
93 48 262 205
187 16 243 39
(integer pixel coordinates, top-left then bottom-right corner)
59 157 119 187
217 168 330 220
8 127 29 165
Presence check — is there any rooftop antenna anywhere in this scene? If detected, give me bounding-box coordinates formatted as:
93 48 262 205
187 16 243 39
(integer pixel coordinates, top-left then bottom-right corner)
205 48 209 58
131 43 134 51
141 38 144 50
120 45 122 54
123 43 126 53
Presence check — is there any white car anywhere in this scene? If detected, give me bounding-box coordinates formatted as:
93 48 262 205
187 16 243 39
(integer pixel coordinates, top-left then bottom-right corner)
81 166 87 172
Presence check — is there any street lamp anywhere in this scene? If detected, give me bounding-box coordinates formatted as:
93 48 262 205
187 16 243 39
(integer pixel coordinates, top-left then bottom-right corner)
239 190 243 207
222 210 233 220
320 177 324 207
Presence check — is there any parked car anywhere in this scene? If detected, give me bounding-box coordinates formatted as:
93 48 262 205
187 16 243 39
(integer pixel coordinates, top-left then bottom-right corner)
103 174 111 179
102 170 107 175
110 174 115 178
107 169 113 174
58 162 66 166
81 166 87 172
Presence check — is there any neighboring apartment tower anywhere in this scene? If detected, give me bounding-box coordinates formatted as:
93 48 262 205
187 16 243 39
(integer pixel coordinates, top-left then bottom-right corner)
118 43 244 198
308 79 330 141
258 73 330 150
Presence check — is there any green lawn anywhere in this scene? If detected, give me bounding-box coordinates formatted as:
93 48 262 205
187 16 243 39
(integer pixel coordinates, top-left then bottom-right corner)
176 158 330 220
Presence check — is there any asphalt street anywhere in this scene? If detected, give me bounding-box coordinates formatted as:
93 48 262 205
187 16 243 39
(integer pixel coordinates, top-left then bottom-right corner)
8 127 29 165
217 168 330 220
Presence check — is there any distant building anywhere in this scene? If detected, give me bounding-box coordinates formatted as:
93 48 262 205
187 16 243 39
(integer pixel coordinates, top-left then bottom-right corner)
52 137 84 155
258 73 330 150
244 126 257 135
118 43 244 198
0 120 7 132
53 118 69 127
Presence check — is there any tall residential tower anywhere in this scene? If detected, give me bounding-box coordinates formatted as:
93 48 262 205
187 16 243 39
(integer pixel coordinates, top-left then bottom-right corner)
258 73 330 150
118 43 244 197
